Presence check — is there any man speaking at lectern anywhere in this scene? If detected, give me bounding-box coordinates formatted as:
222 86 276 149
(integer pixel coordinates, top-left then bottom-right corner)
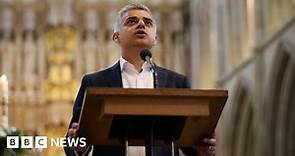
65 3 216 156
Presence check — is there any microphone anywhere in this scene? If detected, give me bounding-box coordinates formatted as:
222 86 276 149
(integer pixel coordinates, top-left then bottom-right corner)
140 49 158 88
140 48 153 65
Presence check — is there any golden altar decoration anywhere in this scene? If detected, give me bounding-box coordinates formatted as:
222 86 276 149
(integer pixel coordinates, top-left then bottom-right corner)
42 26 79 103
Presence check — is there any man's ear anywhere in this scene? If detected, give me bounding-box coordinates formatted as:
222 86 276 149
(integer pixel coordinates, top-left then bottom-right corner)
112 32 120 43
153 35 158 45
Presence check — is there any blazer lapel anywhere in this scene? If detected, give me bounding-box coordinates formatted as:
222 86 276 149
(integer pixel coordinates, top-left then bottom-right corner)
107 61 123 87
155 65 167 88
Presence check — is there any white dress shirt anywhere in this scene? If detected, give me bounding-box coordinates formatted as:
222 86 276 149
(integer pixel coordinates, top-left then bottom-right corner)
120 57 154 88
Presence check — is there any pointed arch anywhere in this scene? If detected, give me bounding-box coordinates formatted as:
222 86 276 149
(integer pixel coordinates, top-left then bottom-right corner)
267 39 295 156
228 79 254 156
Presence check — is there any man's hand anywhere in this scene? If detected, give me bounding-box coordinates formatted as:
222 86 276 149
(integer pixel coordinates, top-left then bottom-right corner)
68 122 87 154
195 134 216 156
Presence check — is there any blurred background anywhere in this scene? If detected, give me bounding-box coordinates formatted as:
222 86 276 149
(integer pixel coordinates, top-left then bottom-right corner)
0 0 294 155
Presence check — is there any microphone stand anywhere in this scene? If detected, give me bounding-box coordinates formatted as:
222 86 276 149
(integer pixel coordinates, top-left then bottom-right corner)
145 56 158 88
143 56 159 156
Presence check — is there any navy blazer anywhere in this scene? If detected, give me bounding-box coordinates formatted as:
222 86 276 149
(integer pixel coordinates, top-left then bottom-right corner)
65 62 196 156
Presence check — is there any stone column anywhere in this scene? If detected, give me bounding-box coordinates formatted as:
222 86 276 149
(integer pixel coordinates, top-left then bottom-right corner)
83 32 98 73
171 10 185 74
189 0 201 88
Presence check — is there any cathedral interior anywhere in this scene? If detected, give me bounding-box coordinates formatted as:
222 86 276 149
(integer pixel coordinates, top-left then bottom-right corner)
0 0 294 155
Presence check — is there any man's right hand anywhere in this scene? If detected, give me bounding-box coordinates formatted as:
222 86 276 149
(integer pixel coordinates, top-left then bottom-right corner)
68 122 87 154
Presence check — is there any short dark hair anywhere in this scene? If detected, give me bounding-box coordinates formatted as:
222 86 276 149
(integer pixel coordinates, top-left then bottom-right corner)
114 3 153 32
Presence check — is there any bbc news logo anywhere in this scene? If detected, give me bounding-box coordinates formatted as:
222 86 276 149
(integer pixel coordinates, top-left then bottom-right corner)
7 136 86 149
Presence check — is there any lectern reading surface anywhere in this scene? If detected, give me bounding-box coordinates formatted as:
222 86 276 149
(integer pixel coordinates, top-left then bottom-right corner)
77 88 227 147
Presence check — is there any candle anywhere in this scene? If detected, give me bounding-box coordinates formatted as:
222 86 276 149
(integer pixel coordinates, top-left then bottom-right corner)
1 75 8 102
0 76 2 100
0 75 9 128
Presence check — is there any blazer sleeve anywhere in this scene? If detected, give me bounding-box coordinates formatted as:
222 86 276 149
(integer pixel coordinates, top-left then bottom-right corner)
64 75 93 156
71 75 90 124
183 76 191 89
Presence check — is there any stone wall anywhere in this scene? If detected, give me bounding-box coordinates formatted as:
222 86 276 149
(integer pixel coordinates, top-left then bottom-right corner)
217 19 295 156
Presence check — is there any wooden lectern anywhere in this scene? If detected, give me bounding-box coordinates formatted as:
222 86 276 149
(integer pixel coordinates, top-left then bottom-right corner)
77 87 227 156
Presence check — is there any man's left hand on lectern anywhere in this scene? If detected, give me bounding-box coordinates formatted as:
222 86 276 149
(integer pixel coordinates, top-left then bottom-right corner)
195 133 216 156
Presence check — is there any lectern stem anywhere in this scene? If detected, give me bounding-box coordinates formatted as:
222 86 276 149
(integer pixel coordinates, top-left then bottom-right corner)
125 140 128 156
145 120 154 156
171 141 175 156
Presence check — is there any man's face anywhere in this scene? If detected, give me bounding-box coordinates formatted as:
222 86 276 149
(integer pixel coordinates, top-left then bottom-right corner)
114 9 157 49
